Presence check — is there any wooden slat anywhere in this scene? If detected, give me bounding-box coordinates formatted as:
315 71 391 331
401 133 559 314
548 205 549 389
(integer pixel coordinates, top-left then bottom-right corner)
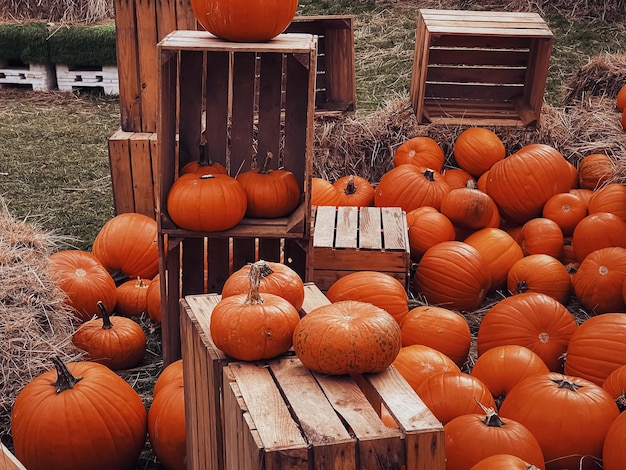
425 82 524 101
334 206 358 249
114 0 141 131
107 129 136 214
428 47 529 66
426 65 527 85
358 206 382 250
135 0 159 132
381 207 407 251
312 205 337 248
257 53 283 163
0 443 26 470
160 30 317 53
231 52 256 174
129 133 156 218
205 50 230 170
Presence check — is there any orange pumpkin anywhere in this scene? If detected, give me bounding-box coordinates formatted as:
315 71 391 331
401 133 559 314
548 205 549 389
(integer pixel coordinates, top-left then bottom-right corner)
440 181 499 231
311 177 339 207
577 153 614 190
292 300 402 375
400 305 471 367
326 271 409 324
332 175 375 207
470 454 540 470
442 168 476 190
115 277 151 318
476 292 578 372
519 217 564 259
405 206 456 260
190 0 297 42
542 191 587 236
617 83 626 111
414 241 491 311
506 254 571 305
602 364 626 410
603 411 626 470
587 182 626 222
393 344 460 392
180 141 227 176
146 273 162 323
571 212 626 261
393 136 445 171
154 359 183 398
453 127 506 178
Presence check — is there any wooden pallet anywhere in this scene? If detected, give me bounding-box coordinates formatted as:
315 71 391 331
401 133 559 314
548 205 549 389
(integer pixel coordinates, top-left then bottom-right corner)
0 61 56 91
56 64 119 95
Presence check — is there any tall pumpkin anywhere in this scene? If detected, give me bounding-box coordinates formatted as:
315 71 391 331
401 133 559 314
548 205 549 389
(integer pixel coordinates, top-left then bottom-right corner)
92 212 159 279
476 292 578 372
11 358 147 470
485 143 573 224
414 240 491 311
190 0 298 42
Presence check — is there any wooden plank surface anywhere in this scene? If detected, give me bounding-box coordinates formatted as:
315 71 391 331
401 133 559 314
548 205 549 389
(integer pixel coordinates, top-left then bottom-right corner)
0 443 26 470
107 129 136 214
135 0 159 132
358 206 382 250
129 133 156 218
160 30 317 53
313 206 337 248
381 207 408 251
334 206 358 249
114 0 141 131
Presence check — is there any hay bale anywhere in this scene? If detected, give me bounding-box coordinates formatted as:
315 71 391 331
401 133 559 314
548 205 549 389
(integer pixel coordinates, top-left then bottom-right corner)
0 198 82 443
562 53 626 105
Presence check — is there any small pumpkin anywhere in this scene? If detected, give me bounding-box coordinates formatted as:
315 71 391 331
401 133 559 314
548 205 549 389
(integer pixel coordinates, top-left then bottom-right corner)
392 344 460 392
292 300 402 375
221 260 305 311
519 217 564 259
405 206 456 261
571 212 626 261
506 254 571 305
393 136 445 171
577 153 614 190
440 180 499 231
441 168 476 190
91 212 159 279
470 454 541 470
542 191 587 236
453 127 506 178
210 262 301 361
236 151 301 218
146 273 162 323
167 172 247 231
72 301 147 370
48 249 117 322
311 177 339 207
190 0 298 42
154 359 183 398
180 141 227 176
11 357 147 470
587 182 626 222
332 175 375 207
116 277 151 317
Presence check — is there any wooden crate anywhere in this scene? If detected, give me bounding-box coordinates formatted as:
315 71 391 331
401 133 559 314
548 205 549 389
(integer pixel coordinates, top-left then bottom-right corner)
0 443 26 470
180 283 332 470
56 64 119 95
222 358 445 470
114 0 197 132
410 9 553 127
107 130 158 218
286 15 356 116
157 31 318 363
311 205 411 291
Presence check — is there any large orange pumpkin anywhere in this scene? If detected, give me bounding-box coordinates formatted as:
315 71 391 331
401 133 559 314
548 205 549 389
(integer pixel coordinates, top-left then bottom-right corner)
393 136 445 171
506 254 571 305
603 408 626 470
499 372 619 470
400 305 471 367
602 364 626 410
453 127 506 178
587 182 626 222
485 143 573 224
571 212 626 261
48 249 117 322
292 300 402 375
11 358 147 470
326 271 409 324
92 212 159 279
476 292 578 372
440 181 499 231
617 82 626 111
190 0 298 42
414 240 491 311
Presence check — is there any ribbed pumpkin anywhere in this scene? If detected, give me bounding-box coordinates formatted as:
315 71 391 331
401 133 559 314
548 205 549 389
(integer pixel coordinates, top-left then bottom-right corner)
146 273 162 323
190 0 298 42
571 212 626 261
405 206 456 260
48 249 117 322
471 345 549 404
577 153 614 190
11 358 147 470
392 344 460 392
414 241 491 311
542 191 587 236
499 372 619 470
440 181 499 231
485 143 573 224
572 246 626 313
167 173 247 232
476 292 578 372
453 127 506 178
293 300 402 375
603 408 626 470
519 217 564 259
374 165 451 212
602 364 626 411
236 151 301 218
180 141 227 176
400 305 471 367
506 254 571 304
154 359 183 398
587 182 626 222
564 313 626 385
464 227 524 292
393 136 445 171
149 360 186 470
221 260 305 311
210 263 300 361
569 187 594 206
442 168 476 190
470 454 541 470
92 212 159 279
116 277 151 317
311 177 339 207
332 174 375 207
72 301 147 370
326 271 409 324
444 405 546 470
416 371 496 425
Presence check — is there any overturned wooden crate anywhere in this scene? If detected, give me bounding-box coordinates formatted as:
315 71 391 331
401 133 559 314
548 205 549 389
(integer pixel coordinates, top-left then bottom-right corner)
410 9 553 127
180 283 332 470
311 205 411 291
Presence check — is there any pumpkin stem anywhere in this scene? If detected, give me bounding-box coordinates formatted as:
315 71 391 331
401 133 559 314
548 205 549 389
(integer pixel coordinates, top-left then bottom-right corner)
515 280 529 294
552 378 582 391
616 391 626 412
245 262 264 305
50 356 83 393
422 168 436 181
258 151 274 175
198 141 215 166
255 260 274 278
466 179 478 190
343 175 357 195
475 399 506 427
96 301 114 330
